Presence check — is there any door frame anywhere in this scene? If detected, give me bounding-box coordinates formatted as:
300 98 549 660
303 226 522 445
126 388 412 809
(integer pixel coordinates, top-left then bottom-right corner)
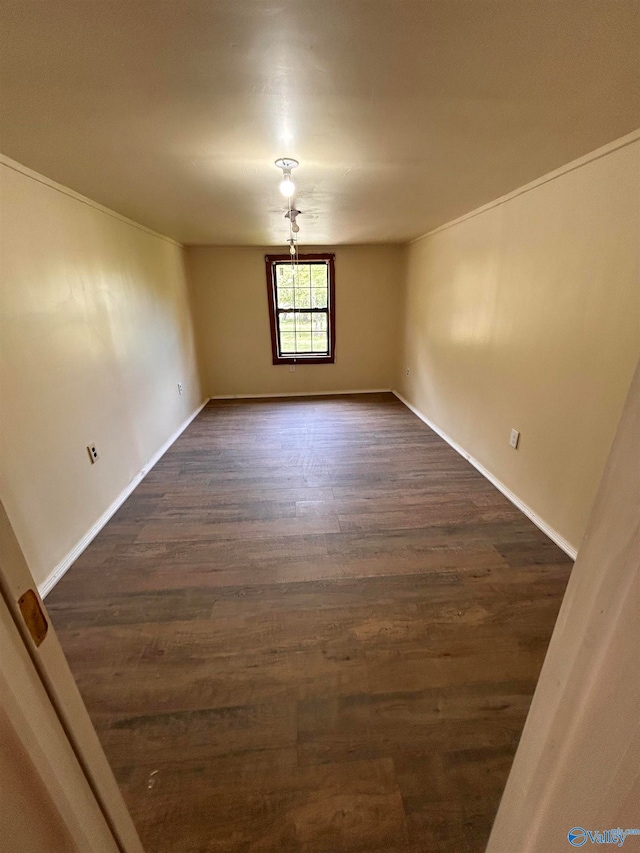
0 502 144 853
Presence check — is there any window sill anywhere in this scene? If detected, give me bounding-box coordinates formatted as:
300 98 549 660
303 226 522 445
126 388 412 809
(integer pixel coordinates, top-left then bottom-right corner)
272 355 335 366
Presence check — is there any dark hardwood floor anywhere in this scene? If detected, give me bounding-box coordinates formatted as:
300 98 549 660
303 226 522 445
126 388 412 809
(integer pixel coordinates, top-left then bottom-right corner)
46 393 573 852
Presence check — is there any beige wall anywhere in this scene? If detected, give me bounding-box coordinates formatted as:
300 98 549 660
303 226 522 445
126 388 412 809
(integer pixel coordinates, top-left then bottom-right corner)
487 360 640 853
187 245 402 397
398 138 640 553
0 158 202 590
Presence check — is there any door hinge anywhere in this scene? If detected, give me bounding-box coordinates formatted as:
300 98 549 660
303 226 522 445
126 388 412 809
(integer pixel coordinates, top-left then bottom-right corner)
18 588 48 647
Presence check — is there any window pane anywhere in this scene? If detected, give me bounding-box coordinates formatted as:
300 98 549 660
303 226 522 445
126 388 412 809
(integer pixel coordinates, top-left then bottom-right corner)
280 332 295 353
279 313 294 353
295 332 312 351
311 311 328 353
293 265 311 289
277 286 294 309
294 311 311 327
293 288 311 309
313 313 328 332
311 265 327 286
312 288 327 309
295 312 312 351
276 265 294 288
312 332 328 352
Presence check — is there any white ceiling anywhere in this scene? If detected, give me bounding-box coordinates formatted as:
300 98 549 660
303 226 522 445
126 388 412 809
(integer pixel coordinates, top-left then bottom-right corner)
1 1 638 246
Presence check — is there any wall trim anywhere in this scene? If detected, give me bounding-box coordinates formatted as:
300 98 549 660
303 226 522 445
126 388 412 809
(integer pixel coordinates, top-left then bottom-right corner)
409 129 640 246
39 399 209 598
209 388 392 400
392 390 578 561
0 154 183 248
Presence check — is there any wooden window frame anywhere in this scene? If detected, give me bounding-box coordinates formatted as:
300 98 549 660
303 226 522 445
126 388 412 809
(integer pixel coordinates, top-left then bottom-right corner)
265 253 336 365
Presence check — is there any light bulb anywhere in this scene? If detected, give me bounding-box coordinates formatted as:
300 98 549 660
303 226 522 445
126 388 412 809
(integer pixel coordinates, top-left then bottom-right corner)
292 222 300 233
289 243 296 255
279 173 295 197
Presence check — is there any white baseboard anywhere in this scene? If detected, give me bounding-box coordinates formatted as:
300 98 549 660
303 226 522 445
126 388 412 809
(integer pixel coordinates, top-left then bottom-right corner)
40 398 210 598
209 388 391 400
392 390 578 561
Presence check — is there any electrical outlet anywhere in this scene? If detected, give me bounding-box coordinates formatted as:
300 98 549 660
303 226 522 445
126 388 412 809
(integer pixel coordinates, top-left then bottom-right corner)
87 444 99 463
289 365 296 372
406 368 411 376
177 382 183 395
509 429 520 450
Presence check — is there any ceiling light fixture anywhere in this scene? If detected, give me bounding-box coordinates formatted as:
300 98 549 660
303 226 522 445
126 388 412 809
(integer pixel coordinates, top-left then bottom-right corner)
285 208 302 234
275 157 298 197
274 159 302 267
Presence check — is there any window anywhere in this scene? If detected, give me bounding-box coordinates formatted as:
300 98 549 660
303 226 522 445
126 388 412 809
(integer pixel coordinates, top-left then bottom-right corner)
265 253 336 364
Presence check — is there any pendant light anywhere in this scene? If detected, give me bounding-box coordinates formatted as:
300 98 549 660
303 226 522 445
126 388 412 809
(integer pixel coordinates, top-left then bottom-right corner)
275 158 298 197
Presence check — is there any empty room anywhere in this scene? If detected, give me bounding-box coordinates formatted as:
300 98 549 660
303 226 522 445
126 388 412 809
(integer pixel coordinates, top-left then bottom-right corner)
1 2 639 852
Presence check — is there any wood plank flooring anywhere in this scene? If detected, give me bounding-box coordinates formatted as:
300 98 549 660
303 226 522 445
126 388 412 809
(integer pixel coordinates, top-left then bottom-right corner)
46 393 573 852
